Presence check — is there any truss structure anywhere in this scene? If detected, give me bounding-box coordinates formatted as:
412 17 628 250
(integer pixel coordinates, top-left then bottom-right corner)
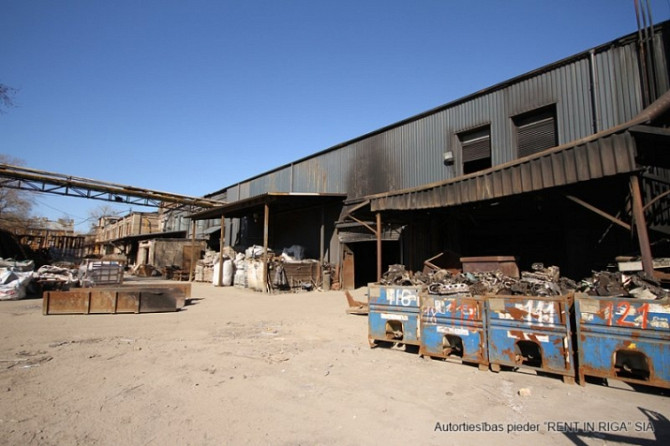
0 163 224 212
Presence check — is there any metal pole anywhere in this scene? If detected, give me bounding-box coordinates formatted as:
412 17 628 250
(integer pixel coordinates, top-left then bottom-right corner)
376 212 382 282
630 175 654 276
217 215 225 286
189 219 196 282
320 206 327 290
263 203 269 293
320 206 325 264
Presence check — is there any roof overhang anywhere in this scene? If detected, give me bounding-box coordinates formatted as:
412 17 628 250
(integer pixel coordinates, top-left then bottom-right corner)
367 90 670 213
189 192 347 220
368 132 639 212
109 230 187 244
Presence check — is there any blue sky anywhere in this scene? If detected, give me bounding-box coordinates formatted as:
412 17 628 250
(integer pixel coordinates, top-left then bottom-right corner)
2 0 669 232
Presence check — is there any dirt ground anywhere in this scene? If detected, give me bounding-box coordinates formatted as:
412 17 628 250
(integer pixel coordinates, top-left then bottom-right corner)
0 280 668 446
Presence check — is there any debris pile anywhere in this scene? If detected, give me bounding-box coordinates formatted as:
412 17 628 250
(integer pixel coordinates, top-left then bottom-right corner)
33 265 80 290
193 245 323 292
195 249 224 282
0 269 32 300
380 261 668 300
578 270 668 299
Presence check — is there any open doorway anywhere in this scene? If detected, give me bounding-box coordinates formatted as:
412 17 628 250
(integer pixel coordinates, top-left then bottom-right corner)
342 241 401 289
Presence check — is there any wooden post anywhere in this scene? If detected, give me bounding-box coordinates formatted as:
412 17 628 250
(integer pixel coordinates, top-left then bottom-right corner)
263 203 270 293
217 215 225 286
630 175 654 276
189 219 196 282
376 212 382 282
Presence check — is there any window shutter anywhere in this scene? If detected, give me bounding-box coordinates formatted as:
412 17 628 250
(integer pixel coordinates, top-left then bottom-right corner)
517 116 556 157
462 134 491 162
515 106 557 158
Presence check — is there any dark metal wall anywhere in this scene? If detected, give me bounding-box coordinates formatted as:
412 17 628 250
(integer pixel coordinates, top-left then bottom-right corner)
216 23 668 206
169 23 670 270
398 176 640 280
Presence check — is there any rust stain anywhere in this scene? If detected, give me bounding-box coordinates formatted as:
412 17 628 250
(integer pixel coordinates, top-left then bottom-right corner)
506 306 529 320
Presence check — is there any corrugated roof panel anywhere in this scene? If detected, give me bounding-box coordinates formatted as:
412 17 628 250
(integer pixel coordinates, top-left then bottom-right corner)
369 132 638 212
574 146 590 181
586 141 603 178
600 137 617 176
540 156 554 187
550 152 567 186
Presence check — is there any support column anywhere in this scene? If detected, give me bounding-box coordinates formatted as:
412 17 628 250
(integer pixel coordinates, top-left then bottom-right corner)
631 175 654 276
376 212 382 282
217 215 225 286
263 203 270 293
320 206 325 264
189 219 196 282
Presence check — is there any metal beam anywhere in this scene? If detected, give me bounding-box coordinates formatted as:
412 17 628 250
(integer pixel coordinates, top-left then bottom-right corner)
263 203 269 293
630 175 654 276
376 212 382 282
0 163 224 210
565 195 632 231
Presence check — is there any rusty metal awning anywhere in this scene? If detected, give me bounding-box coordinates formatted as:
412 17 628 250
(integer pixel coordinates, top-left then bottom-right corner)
188 192 347 220
367 90 670 213
368 132 638 212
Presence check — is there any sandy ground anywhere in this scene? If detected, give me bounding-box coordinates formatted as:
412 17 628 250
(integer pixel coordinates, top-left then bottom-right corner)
0 280 668 446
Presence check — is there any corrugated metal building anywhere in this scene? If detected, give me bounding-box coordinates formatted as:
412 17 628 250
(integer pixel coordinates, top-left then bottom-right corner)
186 21 670 288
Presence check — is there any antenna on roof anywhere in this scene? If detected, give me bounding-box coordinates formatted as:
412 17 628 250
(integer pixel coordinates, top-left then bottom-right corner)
634 0 658 106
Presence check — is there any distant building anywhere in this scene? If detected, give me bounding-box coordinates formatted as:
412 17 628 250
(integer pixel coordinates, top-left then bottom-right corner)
17 217 85 262
92 212 161 259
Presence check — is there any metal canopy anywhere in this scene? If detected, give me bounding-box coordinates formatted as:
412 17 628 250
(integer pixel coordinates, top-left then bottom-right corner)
368 132 638 212
189 192 346 220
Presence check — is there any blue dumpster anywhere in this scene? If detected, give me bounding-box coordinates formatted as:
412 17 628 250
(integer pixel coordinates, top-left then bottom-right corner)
486 294 576 383
420 294 488 370
368 284 422 347
575 293 670 389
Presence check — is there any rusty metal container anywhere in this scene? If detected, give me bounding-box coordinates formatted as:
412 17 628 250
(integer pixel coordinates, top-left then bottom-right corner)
368 284 422 347
419 294 488 370
575 293 670 389
486 294 575 383
43 283 190 315
460 256 519 278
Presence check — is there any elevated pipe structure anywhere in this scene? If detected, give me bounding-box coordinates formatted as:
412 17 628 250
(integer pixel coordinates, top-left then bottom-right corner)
0 163 224 211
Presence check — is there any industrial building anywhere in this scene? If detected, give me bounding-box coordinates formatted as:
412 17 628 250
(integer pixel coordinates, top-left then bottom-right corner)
179 20 670 289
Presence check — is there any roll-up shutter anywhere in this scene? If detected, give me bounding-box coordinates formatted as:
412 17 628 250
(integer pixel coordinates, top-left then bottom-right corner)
462 133 491 162
515 107 557 158
459 126 491 174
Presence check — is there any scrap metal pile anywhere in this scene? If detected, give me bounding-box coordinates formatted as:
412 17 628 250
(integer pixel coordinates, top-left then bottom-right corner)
380 262 669 300
0 257 127 300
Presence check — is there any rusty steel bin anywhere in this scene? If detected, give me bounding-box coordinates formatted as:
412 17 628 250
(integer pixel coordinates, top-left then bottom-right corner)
575 293 670 389
420 294 488 370
368 284 422 347
486 294 576 383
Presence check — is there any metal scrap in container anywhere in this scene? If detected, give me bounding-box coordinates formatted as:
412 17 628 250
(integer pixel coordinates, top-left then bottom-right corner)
380 261 668 299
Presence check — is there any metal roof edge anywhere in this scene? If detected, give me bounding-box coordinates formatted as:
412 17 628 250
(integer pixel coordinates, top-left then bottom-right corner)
204 21 670 199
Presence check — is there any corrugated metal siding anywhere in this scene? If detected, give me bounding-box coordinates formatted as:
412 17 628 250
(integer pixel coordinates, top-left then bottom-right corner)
369 132 637 212
210 25 668 207
248 165 292 196
595 41 643 131
653 33 670 94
